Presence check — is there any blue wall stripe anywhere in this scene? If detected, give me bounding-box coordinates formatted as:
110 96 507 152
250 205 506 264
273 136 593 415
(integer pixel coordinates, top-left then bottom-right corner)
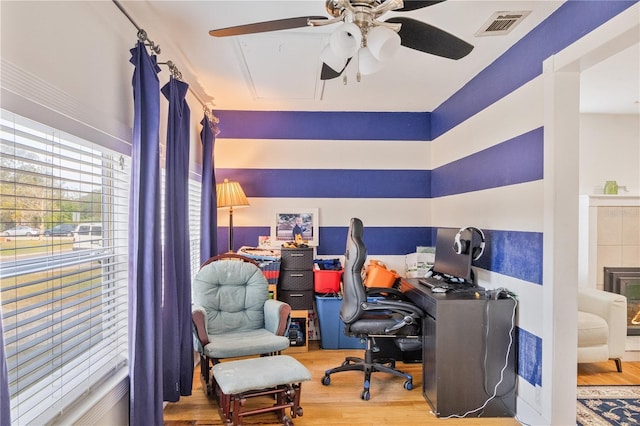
322 226 433 256
215 110 431 141
216 168 431 198
431 1 637 138
475 230 543 285
518 327 543 387
431 128 543 197
218 226 433 256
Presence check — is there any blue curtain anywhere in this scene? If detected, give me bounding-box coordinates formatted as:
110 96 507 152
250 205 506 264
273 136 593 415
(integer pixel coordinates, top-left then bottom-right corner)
1 304 10 425
161 76 193 402
199 114 217 263
128 41 163 425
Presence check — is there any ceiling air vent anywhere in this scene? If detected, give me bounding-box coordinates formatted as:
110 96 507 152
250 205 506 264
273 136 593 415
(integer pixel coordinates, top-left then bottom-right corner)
475 11 531 37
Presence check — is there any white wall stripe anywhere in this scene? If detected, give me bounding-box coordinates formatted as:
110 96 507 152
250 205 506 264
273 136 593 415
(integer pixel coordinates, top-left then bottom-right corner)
475 268 544 338
215 138 431 169
431 77 544 169
430 181 544 232
218 197 431 228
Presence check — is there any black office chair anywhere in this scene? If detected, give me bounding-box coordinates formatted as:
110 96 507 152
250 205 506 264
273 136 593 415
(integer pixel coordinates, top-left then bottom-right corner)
321 217 424 400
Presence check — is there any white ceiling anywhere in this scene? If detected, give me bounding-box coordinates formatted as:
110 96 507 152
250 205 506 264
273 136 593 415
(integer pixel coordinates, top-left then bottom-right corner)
120 0 639 114
580 43 640 115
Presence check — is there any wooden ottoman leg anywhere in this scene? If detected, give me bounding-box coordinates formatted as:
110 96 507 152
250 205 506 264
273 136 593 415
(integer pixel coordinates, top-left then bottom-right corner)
291 383 304 418
232 395 242 426
277 386 287 421
217 391 231 425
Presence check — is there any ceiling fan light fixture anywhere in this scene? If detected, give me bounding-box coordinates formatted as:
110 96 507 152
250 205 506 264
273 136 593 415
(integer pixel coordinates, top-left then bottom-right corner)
320 44 347 72
358 46 384 75
329 22 362 58
366 26 401 61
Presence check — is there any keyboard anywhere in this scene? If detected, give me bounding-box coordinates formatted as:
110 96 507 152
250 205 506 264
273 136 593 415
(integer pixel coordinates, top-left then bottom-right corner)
418 277 444 288
418 277 482 294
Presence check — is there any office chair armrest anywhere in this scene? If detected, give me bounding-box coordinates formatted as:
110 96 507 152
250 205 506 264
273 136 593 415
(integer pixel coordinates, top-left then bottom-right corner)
192 305 209 346
363 299 424 333
264 299 292 336
362 299 424 319
366 286 412 302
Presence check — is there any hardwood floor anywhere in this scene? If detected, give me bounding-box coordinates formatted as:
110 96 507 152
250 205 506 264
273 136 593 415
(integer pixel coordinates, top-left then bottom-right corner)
164 343 640 425
164 342 520 425
577 359 640 385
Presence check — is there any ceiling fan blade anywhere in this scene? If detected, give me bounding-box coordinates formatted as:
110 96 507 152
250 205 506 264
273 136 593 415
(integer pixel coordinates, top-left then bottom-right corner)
321 58 352 80
209 16 328 37
397 1 446 12
386 17 473 60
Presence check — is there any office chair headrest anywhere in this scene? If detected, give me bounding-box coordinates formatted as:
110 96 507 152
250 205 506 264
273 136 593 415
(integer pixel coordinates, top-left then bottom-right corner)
345 217 365 264
350 217 363 237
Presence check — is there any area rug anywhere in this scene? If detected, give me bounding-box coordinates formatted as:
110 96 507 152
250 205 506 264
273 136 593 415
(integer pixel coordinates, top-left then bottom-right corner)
577 386 640 425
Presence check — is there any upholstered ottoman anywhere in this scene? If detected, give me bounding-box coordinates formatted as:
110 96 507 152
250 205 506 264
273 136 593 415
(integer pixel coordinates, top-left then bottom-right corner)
213 355 312 426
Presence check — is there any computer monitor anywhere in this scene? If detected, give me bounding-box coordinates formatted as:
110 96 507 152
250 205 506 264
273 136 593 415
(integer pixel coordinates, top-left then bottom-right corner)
433 228 472 282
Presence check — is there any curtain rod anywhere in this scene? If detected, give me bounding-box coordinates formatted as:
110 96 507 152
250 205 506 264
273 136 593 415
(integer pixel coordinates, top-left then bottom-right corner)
112 0 219 126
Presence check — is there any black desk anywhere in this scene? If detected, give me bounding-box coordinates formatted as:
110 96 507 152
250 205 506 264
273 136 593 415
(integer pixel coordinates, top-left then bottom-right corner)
400 278 517 418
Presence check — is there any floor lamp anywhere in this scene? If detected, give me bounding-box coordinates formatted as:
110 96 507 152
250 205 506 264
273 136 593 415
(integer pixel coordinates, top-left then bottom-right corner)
217 178 249 253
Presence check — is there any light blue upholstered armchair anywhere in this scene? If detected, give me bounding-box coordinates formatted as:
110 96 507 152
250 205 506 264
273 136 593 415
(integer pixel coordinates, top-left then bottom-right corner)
192 254 291 396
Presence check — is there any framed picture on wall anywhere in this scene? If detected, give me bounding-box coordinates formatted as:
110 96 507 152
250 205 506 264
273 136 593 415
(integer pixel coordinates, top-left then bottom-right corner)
270 208 319 246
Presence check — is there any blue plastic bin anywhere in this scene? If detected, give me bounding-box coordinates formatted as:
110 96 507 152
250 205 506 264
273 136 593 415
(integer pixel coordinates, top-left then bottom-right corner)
315 295 365 349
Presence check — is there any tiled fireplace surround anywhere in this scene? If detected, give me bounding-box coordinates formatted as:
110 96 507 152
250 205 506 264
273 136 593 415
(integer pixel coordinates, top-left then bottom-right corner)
580 195 640 361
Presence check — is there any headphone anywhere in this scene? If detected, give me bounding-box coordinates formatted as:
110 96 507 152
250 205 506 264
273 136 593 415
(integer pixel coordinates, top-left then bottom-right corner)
453 226 486 260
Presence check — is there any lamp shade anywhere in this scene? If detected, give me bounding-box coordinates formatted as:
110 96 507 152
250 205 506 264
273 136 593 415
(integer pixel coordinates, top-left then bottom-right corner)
366 26 401 61
216 178 249 208
358 46 384 75
320 44 347 72
330 22 362 58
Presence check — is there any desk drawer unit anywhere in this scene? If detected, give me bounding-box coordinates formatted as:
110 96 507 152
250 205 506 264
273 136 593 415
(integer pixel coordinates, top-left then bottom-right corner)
280 248 314 270
279 269 314 291
279 290 314 310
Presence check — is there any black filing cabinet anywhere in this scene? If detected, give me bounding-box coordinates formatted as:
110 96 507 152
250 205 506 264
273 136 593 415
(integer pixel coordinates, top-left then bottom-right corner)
278 247 314 310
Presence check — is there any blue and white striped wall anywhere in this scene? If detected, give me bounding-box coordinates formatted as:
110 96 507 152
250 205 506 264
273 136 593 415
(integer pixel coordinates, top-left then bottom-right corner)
213 1 637 422
215 111 432 259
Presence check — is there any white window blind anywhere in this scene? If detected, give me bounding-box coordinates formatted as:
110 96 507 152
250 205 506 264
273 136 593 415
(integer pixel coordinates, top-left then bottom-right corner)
189 178 202 277
161 168 202 280
0 109 130 425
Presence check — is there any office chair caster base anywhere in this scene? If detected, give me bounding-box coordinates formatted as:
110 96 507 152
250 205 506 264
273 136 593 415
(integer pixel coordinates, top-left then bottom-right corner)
321 374 331 386
403 380 413 390
360 389 370 400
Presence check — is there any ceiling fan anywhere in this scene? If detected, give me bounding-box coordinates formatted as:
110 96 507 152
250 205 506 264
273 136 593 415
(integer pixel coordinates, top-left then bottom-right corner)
209 0 474 80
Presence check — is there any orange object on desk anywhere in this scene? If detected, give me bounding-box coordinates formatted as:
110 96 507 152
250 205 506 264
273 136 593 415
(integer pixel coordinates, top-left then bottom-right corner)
364 260 399 288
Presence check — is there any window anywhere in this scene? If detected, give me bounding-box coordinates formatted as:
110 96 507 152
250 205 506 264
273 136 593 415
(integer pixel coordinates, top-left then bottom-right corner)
188 178 202 278
0 110 130 424
160 172 201 280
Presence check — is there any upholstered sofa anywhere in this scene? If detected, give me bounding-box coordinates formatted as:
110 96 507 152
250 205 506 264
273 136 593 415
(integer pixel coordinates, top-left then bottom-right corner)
577 287 627 372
